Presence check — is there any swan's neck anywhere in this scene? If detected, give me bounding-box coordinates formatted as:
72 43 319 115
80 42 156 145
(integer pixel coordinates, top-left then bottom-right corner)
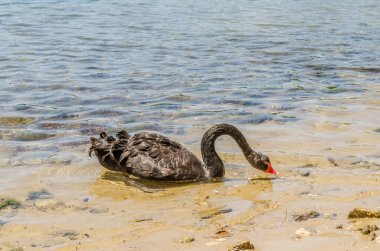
200 124 255 178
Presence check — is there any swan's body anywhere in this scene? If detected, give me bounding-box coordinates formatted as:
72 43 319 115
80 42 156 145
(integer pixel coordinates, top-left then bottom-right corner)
89 124 277 181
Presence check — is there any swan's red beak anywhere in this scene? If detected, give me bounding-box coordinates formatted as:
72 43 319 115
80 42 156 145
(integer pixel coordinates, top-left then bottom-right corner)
265 161 279 175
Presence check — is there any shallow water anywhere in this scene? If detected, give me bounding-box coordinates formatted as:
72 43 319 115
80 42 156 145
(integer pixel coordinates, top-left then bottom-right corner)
1 0 380 250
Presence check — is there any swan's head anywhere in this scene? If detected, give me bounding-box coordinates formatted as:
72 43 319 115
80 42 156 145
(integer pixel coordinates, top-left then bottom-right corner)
247 152 279 175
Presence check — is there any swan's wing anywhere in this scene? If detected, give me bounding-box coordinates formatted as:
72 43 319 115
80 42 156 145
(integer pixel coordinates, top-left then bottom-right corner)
120 133 204 180
119 132 182 165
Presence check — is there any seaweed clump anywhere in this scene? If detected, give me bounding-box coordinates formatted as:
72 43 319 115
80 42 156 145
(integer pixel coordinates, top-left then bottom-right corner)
348 208 380 219
230 241 255 250
0 197 22 210
294 211 320 221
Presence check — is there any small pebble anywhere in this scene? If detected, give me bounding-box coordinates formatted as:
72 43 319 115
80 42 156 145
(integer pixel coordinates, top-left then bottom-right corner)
180 237 195 243
215 229 232 238
299 171 311 177
369 232 377 241
295 227 316 238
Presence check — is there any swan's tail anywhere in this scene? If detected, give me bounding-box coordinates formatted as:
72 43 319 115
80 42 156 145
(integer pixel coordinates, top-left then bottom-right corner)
89 131 128 171
88 132 112 157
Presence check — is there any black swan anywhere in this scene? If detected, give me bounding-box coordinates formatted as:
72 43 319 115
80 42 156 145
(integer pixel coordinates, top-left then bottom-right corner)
89 123 278 181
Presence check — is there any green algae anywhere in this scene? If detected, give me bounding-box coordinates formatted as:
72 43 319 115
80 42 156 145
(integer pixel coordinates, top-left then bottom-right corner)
0 198 22 210
0 117 35 125
13 131 54 141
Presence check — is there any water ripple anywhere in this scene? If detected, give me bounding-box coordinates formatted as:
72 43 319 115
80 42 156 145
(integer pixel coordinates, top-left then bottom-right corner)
0 0 379 164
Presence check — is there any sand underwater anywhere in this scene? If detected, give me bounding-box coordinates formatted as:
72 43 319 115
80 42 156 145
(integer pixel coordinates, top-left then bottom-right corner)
1 86 379 251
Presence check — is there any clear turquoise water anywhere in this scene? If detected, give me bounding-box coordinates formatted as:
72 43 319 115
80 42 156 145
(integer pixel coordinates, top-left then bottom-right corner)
0 0 379 167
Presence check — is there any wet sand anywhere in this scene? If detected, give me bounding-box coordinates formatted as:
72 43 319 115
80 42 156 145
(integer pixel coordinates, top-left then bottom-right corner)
1 90 380 251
